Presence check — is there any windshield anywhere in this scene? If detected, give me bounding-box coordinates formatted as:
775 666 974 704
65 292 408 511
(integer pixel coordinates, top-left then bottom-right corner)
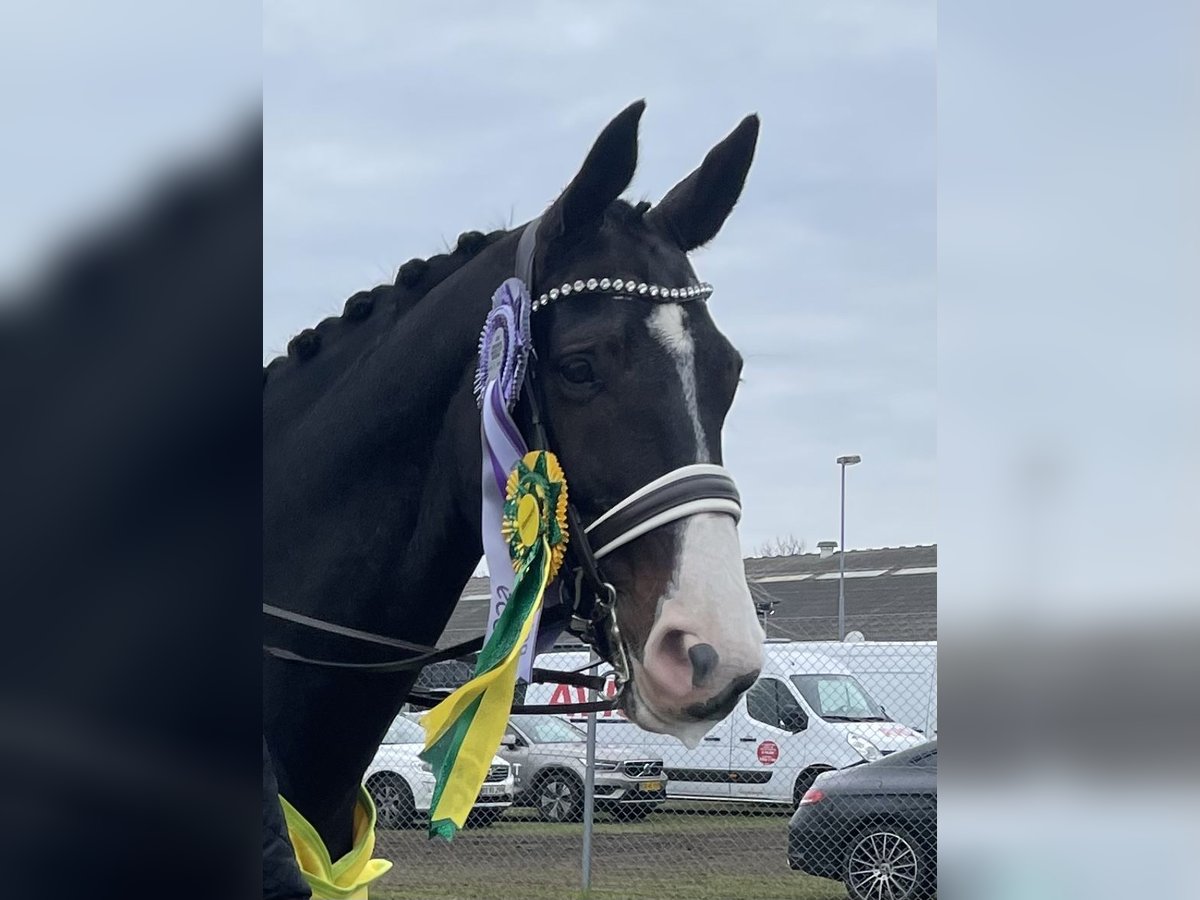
383 714 425 745
511 714 588 744
789 674 887 722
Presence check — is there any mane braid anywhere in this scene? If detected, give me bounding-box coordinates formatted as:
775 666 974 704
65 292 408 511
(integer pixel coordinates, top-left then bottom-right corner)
263 228 506 383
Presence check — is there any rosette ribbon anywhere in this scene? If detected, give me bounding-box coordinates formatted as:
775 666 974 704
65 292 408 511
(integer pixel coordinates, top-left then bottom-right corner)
472 277 547 682
419 450 568 840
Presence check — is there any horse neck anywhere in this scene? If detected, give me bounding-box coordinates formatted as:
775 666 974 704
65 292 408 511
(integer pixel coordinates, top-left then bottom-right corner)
263 237 516 857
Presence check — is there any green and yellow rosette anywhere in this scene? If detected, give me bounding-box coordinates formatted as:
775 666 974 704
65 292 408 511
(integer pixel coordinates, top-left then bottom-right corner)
419 450 568 840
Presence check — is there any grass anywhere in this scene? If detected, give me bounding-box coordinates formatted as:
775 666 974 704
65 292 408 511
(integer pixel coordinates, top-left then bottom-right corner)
477 807 786 836
369 805 848 900
373 872 845 900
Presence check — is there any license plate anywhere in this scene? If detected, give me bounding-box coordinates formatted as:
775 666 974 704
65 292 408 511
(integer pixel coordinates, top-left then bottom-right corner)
642 780 662 792
479 784 506 796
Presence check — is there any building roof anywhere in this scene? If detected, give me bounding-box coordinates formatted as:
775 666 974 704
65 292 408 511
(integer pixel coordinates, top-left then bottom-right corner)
438 543 936 649
746 544 937 642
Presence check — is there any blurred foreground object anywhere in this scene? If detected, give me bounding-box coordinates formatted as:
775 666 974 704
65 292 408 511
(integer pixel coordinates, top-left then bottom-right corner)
0 117 262 899
939 1 1200 897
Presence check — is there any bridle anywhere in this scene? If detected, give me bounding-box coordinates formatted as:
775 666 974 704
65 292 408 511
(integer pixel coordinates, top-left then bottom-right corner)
511 219 742 690
263 218 743 714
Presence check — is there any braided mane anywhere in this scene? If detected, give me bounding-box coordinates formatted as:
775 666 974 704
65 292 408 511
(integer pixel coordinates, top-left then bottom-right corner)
261 199 658 388
262 228 506 386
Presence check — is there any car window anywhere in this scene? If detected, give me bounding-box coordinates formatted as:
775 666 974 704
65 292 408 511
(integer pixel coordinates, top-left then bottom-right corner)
511 715 587 744
745 678 779 727
774 680 804 722
747 678 803 730
790 674 885 721
383 715 425 745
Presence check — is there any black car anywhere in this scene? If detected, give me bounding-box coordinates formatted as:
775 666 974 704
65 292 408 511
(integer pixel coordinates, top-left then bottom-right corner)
788 740 936 900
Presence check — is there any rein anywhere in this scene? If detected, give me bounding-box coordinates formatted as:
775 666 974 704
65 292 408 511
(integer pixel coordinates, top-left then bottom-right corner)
263 602 610 713
263 217 742 716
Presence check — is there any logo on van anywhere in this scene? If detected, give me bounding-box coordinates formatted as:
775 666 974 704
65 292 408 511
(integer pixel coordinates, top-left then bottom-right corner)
548 678 625 719
756 741 779 765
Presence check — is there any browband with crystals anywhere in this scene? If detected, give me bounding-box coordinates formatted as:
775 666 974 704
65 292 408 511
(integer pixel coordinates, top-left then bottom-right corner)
532 278 713 312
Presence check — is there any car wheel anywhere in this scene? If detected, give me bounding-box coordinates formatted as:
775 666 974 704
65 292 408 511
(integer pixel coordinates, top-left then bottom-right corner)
366 773 415 829
534 771 582 823
843 823 929 900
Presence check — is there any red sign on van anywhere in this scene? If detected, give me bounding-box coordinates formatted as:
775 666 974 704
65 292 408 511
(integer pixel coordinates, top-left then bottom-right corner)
547 678 625 718
757 740 779 764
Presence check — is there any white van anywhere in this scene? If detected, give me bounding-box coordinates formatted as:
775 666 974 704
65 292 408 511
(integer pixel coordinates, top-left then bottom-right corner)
526 640 929 805
790 640 938 737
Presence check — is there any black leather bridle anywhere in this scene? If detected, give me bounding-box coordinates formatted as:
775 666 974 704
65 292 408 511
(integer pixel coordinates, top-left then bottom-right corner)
263 219 742 714
502 218 742 691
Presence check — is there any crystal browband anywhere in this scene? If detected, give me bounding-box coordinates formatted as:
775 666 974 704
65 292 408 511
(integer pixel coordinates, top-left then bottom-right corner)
532 278 713 312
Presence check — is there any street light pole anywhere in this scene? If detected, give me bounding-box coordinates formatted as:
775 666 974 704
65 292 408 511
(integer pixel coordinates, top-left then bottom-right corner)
836 454 861 640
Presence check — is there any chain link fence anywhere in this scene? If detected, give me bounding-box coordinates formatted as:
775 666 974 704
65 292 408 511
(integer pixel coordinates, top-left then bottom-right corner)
364 640 936 900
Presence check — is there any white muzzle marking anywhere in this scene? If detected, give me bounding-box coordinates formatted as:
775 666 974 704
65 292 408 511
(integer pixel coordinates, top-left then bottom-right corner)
616 304 764 745
627 513 766 747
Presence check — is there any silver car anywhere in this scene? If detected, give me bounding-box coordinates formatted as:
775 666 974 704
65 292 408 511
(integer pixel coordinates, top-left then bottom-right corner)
500 714 667 822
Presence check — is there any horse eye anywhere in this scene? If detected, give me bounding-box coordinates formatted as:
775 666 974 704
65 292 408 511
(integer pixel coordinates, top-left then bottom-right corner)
559 358 595 384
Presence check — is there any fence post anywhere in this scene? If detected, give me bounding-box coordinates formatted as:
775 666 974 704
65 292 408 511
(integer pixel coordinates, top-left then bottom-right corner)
581 647 598 893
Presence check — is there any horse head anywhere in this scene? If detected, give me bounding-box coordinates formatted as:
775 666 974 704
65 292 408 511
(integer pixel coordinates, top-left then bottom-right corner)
523 102 765 746
263 102 766 850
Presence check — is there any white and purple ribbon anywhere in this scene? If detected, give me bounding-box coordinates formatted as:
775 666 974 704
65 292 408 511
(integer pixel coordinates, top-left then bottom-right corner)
478 278 542 682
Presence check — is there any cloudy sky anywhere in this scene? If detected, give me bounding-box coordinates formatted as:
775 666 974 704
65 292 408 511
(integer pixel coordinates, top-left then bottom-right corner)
263 0 936 555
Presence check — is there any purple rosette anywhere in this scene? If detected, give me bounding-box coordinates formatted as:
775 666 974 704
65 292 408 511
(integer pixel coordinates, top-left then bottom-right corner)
473 277 532 410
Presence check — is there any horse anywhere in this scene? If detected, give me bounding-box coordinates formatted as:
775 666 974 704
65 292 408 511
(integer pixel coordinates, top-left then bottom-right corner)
263 100 766 866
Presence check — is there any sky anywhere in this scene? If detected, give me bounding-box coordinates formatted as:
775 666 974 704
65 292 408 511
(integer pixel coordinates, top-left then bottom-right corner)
262 0 937 557
0 2 260 284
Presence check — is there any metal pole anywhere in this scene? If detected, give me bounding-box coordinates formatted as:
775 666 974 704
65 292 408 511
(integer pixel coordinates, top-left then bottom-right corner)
838 462 846 641
581 647 598 892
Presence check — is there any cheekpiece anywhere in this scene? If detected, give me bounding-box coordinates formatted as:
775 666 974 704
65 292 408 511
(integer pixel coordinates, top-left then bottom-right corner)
474 277 533 410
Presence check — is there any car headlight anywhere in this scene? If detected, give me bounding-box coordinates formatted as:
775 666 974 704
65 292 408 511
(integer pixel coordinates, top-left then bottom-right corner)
847 733 882 762
419 760 433 773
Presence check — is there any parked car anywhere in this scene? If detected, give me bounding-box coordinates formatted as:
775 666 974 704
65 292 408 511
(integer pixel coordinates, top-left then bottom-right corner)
499 714 667 822
363 712 515 828
788 740 937 900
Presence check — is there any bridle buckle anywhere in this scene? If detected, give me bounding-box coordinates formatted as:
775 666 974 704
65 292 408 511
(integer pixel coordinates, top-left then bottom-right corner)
566 577 630 688
595 584 632 686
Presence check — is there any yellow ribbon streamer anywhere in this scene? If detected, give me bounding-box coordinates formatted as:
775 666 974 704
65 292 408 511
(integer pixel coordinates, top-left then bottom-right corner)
419 450 567 840
280 786 392 899
418 554 548 836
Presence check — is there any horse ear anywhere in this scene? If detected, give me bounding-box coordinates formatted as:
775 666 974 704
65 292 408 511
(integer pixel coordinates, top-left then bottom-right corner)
646 114 760 251
538 100 645 245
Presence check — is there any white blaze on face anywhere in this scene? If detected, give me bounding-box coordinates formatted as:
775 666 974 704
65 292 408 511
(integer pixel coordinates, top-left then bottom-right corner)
646 304 709 462
629 305 766 746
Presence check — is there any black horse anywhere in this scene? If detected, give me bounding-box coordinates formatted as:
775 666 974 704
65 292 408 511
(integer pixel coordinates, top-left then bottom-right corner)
263 101 766 865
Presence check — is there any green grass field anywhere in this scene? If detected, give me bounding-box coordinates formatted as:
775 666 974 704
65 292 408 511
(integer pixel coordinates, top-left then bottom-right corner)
372 807 847 900
374 874 843 900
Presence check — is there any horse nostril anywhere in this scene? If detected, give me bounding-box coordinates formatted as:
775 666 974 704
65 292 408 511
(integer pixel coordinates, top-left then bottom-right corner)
688 642 720 687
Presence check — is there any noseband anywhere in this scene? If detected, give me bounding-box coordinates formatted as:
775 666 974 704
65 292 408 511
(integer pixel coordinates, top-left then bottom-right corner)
512 219 742 689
